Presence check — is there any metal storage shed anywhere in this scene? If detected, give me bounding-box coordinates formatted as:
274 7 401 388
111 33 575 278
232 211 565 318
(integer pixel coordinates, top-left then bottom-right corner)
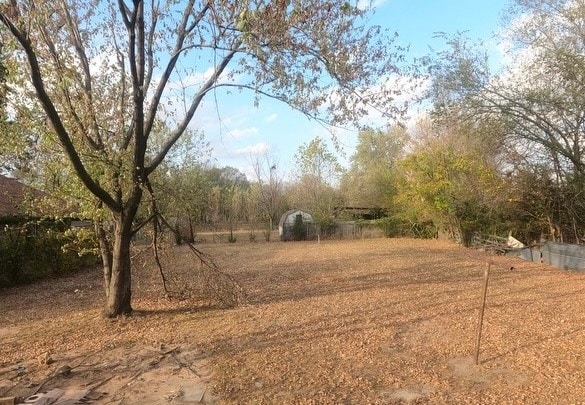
278 209 315 241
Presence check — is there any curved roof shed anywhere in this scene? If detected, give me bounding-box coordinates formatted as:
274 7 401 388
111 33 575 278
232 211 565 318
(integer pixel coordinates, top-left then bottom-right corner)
278 209 314 241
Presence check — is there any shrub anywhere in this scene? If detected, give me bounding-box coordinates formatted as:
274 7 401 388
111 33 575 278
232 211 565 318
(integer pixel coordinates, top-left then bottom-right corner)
357 217 438 239
0 219 99 288
317 218 336 239
292 214 306 241
0 228 27 286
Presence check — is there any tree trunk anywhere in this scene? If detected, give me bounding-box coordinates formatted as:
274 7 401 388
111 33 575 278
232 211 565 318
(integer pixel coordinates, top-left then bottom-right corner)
229 217 235 243
95 221 113 297
102 215 134 318
188 215 195 244
174 218 183 245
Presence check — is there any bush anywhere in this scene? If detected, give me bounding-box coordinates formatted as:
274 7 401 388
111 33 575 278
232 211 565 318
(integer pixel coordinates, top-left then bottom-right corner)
317 218 336 239
357 217 438 239
0 228 27 286
0 219 99 288
292 214 306 241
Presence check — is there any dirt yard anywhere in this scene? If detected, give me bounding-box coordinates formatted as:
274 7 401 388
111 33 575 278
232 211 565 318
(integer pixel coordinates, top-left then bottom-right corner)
1 238 585 404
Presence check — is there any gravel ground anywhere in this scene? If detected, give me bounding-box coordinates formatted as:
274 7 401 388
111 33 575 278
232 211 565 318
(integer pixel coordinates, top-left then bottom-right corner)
1 237 584 404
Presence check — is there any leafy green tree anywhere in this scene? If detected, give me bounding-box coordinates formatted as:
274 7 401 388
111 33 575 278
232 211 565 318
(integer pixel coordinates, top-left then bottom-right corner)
0 0 403 317
503 165 571 243
292 213 306 241
244 183 261 241
154 165 211 243
291 137 344 223
149 129 211 243
395 120 507 245
295 137 343 185
224 179 247 243
206 166 249 191
341 126 407 209
208 185 223 235
202 165 249 240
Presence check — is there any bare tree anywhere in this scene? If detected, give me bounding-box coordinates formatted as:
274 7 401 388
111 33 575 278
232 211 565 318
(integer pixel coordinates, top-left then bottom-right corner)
251 154 283 237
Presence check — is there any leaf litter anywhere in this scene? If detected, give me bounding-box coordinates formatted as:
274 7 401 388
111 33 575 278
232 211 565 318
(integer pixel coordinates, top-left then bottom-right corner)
1 238 585 403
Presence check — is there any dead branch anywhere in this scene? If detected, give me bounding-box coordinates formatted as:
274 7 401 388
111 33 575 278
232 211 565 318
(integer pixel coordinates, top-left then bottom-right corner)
187 242 247 307
140 178 246 307
144 179 170 297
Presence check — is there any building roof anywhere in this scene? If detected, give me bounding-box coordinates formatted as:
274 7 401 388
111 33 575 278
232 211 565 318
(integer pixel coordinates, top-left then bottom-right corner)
278 209 313 228
0 174 41 216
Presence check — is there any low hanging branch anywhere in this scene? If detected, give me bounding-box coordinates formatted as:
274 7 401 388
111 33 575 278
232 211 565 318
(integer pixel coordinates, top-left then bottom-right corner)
186 242 247 308
143 178 246 307
151 211 170 298
144 179 170 297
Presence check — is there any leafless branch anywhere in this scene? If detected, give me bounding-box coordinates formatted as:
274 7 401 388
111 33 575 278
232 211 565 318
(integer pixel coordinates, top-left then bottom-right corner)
144 0 208 138
146 40 241 175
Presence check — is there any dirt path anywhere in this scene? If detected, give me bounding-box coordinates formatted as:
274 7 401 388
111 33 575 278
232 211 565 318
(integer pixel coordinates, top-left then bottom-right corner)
1 238 584 403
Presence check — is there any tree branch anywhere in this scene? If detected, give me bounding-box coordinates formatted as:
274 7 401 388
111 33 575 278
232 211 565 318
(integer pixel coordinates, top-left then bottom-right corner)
59 0 105 149
143 0 206 138
146 40 241 175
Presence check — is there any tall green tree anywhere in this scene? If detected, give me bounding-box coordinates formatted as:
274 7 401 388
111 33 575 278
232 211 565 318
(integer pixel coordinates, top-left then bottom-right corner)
221 170 248 243
149 128 211 243
290 136 343 223
0 0 403 316
295 137 343 185
395 119 508 244
341 125 407 209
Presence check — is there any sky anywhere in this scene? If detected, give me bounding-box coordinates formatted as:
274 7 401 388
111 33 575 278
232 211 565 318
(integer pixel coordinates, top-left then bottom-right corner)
191 0 512 182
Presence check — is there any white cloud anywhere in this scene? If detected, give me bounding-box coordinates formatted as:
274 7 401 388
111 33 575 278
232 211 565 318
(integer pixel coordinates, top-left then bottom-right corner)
357 0 387 10
229 127 259 139
234 142 271 156
89 48 119 76
264 113 278 123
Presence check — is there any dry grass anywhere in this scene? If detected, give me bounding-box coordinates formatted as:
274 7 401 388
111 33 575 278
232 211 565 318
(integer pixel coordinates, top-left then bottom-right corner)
1 238 585 404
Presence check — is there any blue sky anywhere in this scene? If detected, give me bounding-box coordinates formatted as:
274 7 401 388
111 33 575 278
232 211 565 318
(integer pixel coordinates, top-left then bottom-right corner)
194 0 512 181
